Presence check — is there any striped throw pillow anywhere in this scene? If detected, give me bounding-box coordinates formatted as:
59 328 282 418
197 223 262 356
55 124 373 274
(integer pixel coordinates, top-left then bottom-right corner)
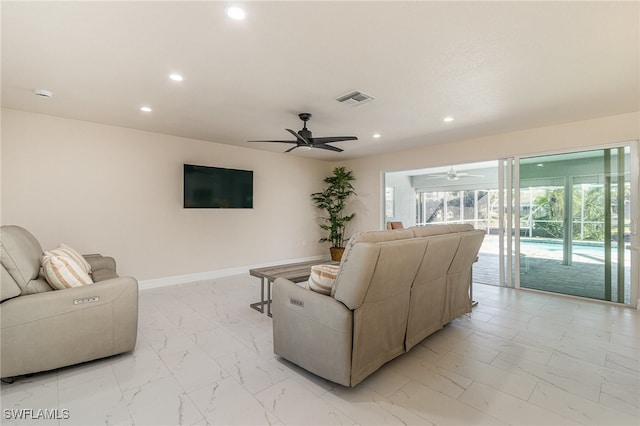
42 252 94 290
48 243 92 274
306 264 340 295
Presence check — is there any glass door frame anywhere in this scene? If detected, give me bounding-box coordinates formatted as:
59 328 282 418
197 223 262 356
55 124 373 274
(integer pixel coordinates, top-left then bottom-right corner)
625 141 638 308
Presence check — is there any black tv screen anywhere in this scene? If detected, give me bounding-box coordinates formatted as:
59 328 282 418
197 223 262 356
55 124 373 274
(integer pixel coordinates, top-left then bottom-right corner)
183 164 253 208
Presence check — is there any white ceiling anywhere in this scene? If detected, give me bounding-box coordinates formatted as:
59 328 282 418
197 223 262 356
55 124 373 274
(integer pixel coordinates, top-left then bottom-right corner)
2 1 638 161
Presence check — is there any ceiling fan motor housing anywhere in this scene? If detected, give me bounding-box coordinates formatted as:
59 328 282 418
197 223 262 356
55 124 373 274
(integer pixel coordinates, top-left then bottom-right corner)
299 128 312 140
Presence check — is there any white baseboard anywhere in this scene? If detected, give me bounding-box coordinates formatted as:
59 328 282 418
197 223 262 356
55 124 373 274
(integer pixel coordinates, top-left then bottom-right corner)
138 254 330 291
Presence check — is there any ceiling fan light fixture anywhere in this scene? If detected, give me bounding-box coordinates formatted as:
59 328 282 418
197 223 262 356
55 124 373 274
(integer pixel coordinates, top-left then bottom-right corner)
34 89 53 98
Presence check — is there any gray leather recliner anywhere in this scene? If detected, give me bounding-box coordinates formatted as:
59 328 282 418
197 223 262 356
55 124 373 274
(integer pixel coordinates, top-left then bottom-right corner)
0 225 138 379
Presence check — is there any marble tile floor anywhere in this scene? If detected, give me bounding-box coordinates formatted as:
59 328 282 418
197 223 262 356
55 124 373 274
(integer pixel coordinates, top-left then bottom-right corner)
2 275 638 426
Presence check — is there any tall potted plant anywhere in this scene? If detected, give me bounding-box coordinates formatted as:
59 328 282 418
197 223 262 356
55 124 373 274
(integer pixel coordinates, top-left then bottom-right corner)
311 167 356 261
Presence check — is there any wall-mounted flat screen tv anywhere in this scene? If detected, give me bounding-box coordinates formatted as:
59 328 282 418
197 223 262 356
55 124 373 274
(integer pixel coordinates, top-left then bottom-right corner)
183 164 253 208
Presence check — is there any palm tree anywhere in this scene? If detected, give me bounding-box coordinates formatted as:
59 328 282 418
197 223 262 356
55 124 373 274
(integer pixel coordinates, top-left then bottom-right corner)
311 167 357 257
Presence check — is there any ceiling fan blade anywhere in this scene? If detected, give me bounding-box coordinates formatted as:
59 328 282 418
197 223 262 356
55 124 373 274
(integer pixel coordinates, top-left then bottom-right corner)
313 144 343 152
247 140 298 144
310 136 358 144
286 129 311 145
284 145 299 153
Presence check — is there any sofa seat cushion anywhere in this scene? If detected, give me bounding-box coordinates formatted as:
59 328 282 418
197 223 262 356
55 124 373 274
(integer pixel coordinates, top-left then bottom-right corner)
42 253 93 289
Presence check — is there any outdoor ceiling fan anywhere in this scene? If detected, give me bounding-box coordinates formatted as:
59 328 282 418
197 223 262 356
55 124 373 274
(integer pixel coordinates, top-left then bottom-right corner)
248 113 358 153
424 166 484 181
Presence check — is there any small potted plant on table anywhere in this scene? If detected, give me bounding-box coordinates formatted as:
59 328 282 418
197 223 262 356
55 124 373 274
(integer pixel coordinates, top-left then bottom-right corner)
311 167 356 261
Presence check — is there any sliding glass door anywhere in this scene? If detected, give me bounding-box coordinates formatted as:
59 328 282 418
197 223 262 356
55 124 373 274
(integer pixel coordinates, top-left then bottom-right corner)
516 146 637 304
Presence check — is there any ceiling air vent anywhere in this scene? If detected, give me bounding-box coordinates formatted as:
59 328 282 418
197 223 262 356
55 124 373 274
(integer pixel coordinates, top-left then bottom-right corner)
336 90 375 106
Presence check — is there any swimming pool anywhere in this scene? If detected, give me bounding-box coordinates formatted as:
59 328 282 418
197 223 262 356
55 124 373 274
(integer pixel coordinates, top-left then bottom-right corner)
479 235 629 265
519 237 627 264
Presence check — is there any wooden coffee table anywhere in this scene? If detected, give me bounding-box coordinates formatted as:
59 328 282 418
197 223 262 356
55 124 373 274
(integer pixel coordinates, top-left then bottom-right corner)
249 259 338 317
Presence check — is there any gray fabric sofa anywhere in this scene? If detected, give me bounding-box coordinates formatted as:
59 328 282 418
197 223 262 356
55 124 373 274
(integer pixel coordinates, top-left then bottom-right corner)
0 225 138 379
272 224 485 387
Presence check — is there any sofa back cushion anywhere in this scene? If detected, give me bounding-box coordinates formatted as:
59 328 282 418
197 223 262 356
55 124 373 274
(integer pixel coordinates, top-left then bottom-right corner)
405 233 462 350
334 235 428 385
1 225 53 299
332 228 414 300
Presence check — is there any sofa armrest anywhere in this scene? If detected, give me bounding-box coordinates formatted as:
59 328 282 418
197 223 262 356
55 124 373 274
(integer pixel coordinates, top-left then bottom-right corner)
0 277 138 378
1 276 137 325
84 254 116 273
272 277 353 386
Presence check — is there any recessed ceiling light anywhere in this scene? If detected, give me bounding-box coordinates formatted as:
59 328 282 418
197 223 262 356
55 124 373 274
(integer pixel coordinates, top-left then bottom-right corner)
140 106 152 112
227 6 246 20
169 74 183 82
443 116 454 122
34 89 53 98
373 133 381 139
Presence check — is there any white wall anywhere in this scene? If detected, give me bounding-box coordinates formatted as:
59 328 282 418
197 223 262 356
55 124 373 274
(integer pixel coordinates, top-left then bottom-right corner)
1 109 332 283
4 109 638 285
340 112 640 232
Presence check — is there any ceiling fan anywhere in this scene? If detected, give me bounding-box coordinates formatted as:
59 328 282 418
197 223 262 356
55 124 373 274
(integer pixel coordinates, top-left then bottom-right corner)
424 166 484 181
248 113 357 153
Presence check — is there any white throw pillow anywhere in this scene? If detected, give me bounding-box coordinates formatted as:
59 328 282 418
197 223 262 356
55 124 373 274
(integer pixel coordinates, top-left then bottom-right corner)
42 252 94 290
48 243 92 274
306 264 340 295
